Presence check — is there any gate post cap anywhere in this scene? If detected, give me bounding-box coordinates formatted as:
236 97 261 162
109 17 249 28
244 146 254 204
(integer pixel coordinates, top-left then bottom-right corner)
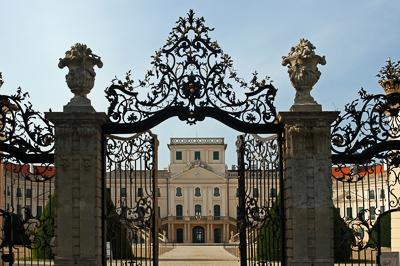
59 43 103 112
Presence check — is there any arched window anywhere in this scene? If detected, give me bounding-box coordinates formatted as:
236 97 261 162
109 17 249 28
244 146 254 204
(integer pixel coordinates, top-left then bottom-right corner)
195 187 201 197
214 205 221 219
176 204 183 219
195 204 202 216
213 187 220 197
176 187 182 197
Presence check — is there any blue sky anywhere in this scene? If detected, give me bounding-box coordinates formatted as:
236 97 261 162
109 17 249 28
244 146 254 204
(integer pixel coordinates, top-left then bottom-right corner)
1 1 399 168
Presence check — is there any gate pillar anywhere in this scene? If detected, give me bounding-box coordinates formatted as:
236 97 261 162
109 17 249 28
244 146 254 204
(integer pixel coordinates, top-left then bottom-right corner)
46 44 107 266
279 39 338 266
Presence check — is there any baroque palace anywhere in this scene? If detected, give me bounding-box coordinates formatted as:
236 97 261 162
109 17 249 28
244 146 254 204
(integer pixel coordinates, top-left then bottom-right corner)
158 137 238 243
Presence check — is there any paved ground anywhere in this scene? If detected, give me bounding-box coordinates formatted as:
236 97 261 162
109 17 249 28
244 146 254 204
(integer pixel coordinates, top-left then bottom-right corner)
159 245 240 266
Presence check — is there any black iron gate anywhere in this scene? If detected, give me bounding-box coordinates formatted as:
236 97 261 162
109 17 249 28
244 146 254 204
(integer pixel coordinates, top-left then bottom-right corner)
103 131 158 266
331 88 400 265
0 79 55 265
237 134 284 266
102 9 283 265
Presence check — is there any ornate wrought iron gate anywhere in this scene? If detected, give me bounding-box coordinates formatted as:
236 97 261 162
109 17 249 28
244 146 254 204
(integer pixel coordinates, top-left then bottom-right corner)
0 81 55 265
103 131 158 266
237 134 284 266
331 89 400 265
102 9 283 265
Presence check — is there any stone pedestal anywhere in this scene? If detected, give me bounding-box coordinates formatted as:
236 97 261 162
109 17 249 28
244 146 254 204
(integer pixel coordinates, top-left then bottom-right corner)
46 109 107 266
279 111 338 266
392 211 400 252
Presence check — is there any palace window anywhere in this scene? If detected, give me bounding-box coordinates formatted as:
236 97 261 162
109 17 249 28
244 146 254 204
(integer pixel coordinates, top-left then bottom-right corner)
37 206 43 217
213 151 219 160
16 188 22 197
369 189 375 199
6 186 10 196
214 205 221 219
370 206 376 220
346 207 353 219
137 187 143 197
195 204 202 216
176 187 182 197
195 187 201 197
176 151 182 160
120 187 127 197
156 187 161 197
269 188 277 197
194 151 201 161
253 188 259 198
213 187 220 197
25 188 32 198
380 189 385 199
176 205 183 219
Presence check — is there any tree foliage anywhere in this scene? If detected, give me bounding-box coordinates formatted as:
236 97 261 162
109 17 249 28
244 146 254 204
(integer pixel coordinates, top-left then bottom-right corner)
33 194 55 259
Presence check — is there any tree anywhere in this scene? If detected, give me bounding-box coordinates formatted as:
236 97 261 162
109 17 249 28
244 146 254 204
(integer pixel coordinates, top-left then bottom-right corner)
105 190 134 259
257 197 281 261
33 194 55 259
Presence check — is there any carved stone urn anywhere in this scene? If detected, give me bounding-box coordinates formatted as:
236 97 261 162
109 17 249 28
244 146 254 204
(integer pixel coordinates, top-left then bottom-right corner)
282 39 326 111
377 58 400 95
59 43 103 106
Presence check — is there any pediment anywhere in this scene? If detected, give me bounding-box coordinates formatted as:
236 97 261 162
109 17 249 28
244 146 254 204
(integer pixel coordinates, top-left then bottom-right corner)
170 166 226 184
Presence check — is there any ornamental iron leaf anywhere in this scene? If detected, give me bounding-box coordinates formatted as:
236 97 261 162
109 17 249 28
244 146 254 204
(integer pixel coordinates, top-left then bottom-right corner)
105 10 278 133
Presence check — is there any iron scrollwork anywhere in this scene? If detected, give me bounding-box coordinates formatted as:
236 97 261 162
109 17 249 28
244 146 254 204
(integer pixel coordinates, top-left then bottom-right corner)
0 86 55 165
331 89 400 160
0 75 56 262
242 134 280 229
105 10 279 133
331 87 400 261
105 131 157 264
105 132 155 228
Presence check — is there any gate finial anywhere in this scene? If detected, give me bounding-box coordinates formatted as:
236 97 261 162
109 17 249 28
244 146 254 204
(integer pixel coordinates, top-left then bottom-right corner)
282 38 325 111
377 57 400 95
59 43 103 111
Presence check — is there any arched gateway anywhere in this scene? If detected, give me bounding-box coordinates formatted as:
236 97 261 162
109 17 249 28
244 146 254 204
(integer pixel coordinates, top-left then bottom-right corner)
102 10 284 266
